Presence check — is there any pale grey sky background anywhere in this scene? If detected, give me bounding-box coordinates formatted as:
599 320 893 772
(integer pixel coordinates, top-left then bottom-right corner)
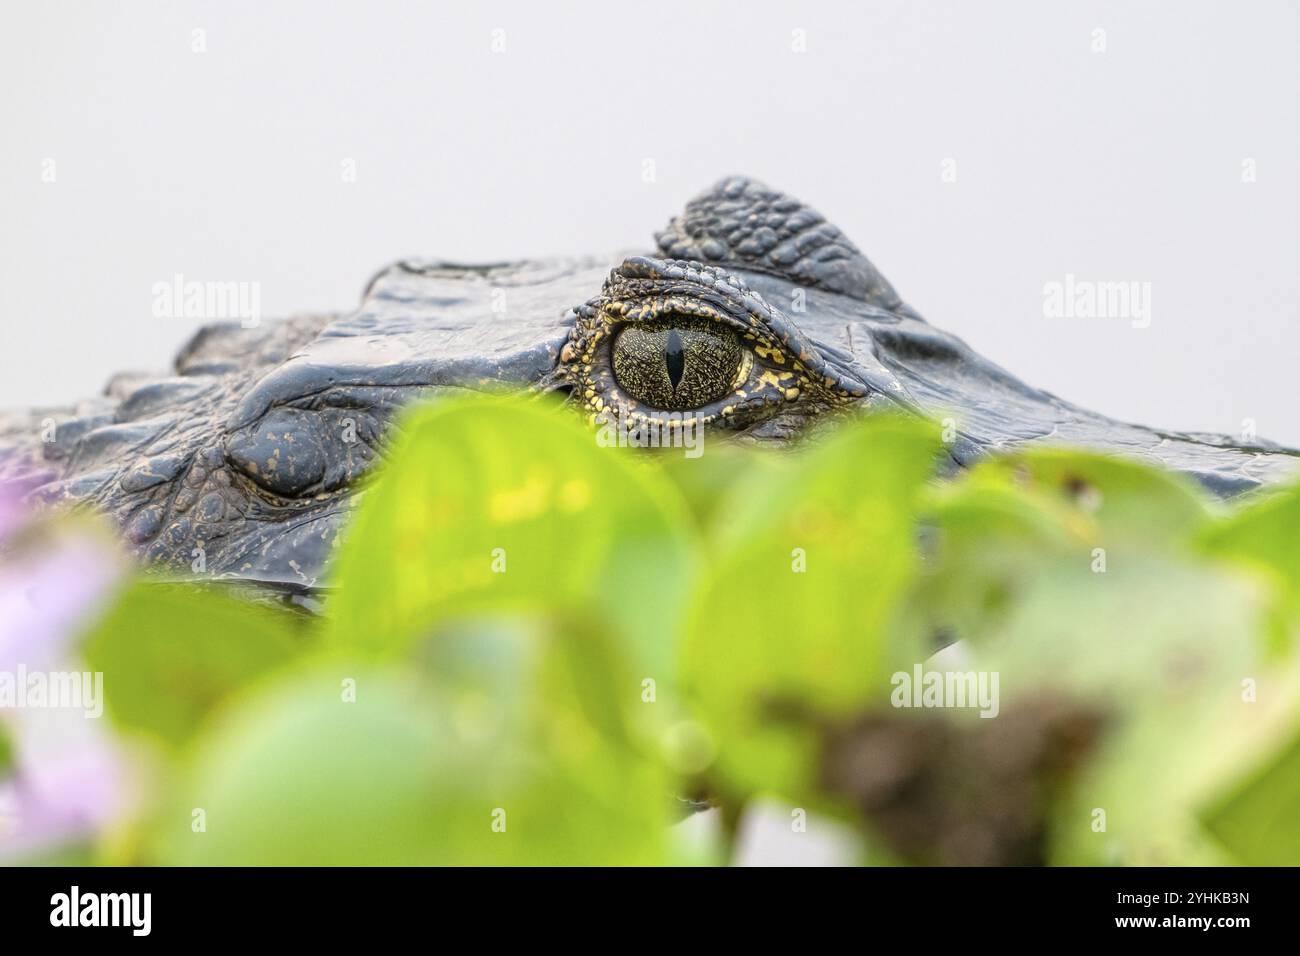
2 1 1298 442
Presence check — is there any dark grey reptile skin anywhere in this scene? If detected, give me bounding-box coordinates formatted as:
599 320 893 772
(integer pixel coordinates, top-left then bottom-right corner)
1 177 1294 588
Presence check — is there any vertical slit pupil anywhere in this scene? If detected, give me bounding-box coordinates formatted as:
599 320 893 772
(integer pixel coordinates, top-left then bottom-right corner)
664 328 686 393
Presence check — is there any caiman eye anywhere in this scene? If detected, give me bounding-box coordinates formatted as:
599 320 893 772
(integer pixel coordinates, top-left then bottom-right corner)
557 256 871 432
612 318 744 411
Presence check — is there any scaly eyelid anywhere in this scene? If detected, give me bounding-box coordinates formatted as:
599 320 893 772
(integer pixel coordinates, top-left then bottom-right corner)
602 296 793 367
225 402 383 500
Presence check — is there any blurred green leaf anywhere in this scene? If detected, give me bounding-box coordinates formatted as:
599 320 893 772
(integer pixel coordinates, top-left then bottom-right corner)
81 582 305 749
156 615 670 865
324 396 699 681
1202 484 1300 579
655 443 788 537
883 444 1300 863
917 448 1220 648
1203 716 1300 866
917 483 1079 643
909 449 1282 863
971 557 1273 864
681 413 942 802
1202 484 1300 630
954 448 1212 542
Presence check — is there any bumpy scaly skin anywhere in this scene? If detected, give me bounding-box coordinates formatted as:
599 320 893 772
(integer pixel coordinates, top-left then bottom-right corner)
1 176 1296 588
654 175 901 309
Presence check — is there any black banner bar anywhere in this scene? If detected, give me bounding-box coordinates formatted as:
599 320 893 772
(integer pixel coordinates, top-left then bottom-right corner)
0 866 1282 941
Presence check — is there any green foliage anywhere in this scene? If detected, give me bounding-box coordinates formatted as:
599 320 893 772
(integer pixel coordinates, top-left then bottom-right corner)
952 448 1214 547
1202 483 1300 585
1203 719 1300 866
910 449 1290 864
1201 484 1300 632
24 394 1300 866
324 395 699 681
158 620 668 865
681 414 940 802
81 582 307 749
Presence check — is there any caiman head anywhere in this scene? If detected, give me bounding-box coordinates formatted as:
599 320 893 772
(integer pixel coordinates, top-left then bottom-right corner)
3 176 1295 588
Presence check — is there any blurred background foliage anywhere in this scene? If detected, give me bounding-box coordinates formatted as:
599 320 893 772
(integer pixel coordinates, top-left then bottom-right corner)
2 394 1298 865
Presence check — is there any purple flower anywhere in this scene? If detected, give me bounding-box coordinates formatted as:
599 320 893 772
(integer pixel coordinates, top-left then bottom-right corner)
0 707 127 861
0 480 129 861
0 533 125 674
